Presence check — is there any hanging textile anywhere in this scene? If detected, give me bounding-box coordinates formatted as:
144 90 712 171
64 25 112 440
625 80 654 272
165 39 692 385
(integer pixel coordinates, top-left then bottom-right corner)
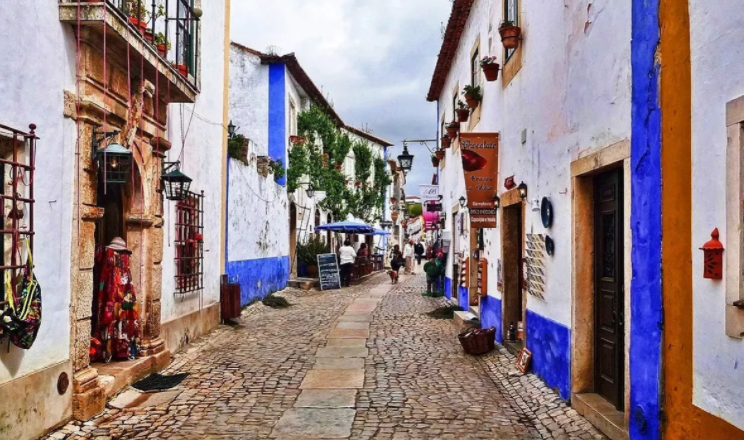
91 237 140 362
0 239 42 349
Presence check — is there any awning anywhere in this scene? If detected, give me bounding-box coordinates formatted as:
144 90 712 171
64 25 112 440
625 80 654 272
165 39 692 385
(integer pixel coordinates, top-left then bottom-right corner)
371 229 391 236
315 221 374 234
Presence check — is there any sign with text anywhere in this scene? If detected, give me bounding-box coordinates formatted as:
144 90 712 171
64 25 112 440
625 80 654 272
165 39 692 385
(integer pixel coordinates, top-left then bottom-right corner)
419 185 440 202
317 253 341 290
460 132 499 228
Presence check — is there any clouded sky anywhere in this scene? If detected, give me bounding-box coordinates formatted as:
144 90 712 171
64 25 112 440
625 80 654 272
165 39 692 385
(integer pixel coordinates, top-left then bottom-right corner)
230 0 452 195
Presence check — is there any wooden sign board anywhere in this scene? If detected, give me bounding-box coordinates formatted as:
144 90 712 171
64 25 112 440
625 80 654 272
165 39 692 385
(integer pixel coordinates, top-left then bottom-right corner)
317 253 341 291
477 258 488 297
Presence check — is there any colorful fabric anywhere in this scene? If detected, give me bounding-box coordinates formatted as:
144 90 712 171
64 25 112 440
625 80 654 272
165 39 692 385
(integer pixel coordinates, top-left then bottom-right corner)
1 241 42 350
91 247 140 362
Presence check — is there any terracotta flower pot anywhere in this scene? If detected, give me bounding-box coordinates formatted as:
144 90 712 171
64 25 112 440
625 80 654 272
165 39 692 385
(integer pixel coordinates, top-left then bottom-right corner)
464 94 479 109
128 17 148 34
355 181 362 187
435 150 445 161
307 264 319 278
499 25 522 49
482 63 501 81
432 157 440 167
390 197 397 205
335 163 343 171
157 44 167 57
176 64 188 77
392 212 399 221
446 124 459 138
144 30 154 44
442 137 452 149
456 109 470 123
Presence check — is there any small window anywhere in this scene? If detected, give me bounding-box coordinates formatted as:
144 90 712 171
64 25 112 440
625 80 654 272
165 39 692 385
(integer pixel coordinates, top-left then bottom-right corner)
452 91 458 121
471 48 480 87
175 191 204 294
504 0 519 61
289 100 298 136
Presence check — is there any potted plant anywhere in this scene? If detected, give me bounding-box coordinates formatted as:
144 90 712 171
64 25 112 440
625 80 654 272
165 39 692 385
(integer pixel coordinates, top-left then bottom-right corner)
355 180 362 188
154 32 171 57
172 62 188 77
446 121 460 138
456 101 470 122
435 150 445 161
499 21 522 49
480 56 501 81
268 157 286 180
392 211 399 221
462 85 483 109
390 197 397 205
228 133 249 165
335 162 343 171
441 134 451 149
431 154 440 167
296 236 330 278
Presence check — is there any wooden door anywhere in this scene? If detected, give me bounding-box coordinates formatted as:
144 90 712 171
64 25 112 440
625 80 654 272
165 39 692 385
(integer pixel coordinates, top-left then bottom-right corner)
593 169 625 410
502 204 523 341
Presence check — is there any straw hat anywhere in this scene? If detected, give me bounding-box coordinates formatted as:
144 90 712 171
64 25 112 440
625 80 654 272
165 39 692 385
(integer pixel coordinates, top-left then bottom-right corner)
106 237 131 253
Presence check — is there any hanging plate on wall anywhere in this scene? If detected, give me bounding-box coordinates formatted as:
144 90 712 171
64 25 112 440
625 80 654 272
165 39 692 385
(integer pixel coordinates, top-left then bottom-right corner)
541 197 553 228
545 235 555 256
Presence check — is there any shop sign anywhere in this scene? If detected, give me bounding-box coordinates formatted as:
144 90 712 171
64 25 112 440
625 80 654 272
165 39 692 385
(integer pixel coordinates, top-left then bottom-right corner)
460 132 499 228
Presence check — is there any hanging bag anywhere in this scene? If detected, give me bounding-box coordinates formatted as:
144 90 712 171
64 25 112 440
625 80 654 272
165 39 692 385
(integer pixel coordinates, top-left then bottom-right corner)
3 240 42 349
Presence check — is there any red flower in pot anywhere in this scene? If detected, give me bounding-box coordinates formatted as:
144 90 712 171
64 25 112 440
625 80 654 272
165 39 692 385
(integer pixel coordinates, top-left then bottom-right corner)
480 56 501 82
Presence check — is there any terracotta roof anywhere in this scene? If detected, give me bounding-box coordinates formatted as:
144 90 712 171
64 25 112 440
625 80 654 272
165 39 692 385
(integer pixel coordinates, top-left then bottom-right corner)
426 0 476 102
344 126 394 147
230 41 265 58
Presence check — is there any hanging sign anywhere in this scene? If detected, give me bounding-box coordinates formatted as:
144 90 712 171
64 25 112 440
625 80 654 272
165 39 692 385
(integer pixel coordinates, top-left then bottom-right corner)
419 185 439 202
423 211 439 231
317 253 341 290
427 202 443 212
460 132 499 228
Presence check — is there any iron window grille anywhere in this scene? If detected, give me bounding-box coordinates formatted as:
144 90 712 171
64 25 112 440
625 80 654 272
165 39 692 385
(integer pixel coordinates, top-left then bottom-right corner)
76 0 201 85
0 124 37 308
174 190 204 294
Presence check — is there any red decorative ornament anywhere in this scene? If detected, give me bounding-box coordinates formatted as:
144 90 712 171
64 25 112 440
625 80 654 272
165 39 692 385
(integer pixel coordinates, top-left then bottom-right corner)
700 228 724 280
505 176 516 190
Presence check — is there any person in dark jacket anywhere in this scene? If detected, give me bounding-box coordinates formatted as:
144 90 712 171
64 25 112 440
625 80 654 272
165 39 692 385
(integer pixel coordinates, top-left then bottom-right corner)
389 245 404 283
414 240 425 266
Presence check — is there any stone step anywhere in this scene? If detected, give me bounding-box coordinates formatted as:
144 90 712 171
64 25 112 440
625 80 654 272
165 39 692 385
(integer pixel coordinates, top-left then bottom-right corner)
469 305 480 317
288 278 319 290
453 310 480 332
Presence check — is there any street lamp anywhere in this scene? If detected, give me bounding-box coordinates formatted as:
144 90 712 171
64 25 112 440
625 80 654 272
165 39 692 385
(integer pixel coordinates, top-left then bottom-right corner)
459 196 467 208
397 143 414 173
493 194 501 210
517 182 528 200
161 161 193 201
227 120 237 139
306 185 316 199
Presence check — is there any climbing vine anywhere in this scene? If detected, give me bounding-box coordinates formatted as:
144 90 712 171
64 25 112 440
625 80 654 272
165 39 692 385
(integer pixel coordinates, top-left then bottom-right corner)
287 105 391 224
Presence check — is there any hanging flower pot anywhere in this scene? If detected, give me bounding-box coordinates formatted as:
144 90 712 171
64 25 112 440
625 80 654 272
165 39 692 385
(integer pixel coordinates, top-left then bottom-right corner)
499 22 522 49
456 108 470 123
481 57 501 81
441 135 452 149
390 197 397 205
446 122 460 138
462 85 482 109
432 156 440 167
435 150 445 161
392 211 399 221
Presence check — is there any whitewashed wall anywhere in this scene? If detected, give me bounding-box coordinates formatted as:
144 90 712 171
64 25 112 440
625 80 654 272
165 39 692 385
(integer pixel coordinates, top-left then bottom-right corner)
229 47 269 155
437 0 631 326
0 1 75 387
161 1 227 323
689 0 744 429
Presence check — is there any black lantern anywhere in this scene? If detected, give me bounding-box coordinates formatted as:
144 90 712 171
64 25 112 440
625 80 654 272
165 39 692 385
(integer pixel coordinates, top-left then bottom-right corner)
517 181 528 200
459 196 467 208
493 194 501 210
306 185 316 199
161 161 193 201
93 129 131 186
227 120 237 139
397 143 414 173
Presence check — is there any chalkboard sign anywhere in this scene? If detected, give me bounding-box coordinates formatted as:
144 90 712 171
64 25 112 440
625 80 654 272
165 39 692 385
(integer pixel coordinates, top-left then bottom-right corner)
317 253 341 290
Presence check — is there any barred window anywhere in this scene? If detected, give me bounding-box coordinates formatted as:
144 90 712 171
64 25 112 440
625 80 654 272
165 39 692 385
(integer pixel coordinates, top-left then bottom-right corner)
175 191 204 293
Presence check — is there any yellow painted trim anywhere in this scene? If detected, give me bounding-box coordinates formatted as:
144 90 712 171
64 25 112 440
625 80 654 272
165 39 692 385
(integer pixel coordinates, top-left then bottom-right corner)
220 0 231 273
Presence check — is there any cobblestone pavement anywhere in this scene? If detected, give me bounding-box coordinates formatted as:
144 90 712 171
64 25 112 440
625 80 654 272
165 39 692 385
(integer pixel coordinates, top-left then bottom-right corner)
47 273 605 440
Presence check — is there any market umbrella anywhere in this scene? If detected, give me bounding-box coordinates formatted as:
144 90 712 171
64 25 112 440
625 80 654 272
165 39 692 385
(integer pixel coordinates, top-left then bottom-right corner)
314 221 374 234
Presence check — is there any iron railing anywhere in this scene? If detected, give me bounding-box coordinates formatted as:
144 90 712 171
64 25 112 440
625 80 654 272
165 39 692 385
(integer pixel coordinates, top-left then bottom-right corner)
175 190 204 294
65 0 200 85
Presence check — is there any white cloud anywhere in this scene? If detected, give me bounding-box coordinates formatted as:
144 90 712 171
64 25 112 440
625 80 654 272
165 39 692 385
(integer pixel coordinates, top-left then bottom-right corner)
230 0 452 193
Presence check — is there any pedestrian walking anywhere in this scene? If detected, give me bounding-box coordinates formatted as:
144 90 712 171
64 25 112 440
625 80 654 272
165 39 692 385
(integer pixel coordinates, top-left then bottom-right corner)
403 239 415 274
338 239 357 287
389 245 404 283
414 240 425 267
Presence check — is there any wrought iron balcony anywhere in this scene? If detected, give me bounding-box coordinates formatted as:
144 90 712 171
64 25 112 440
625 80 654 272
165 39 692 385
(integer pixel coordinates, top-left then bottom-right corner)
59 0 200 103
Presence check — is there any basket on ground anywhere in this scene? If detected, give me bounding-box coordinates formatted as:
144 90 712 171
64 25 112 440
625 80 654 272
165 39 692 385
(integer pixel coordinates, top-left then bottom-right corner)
458 327 496 355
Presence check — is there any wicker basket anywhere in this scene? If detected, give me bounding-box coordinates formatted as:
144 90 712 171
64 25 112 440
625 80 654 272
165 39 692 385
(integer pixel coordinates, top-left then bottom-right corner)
458 327 496 355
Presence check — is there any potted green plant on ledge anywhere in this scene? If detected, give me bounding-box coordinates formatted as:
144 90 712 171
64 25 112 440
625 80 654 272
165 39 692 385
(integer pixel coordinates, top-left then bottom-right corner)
446 121 460 138
499 21 522 49
228 133 249 165
296 236 330 278
480 56 501 81
462 85 482 109
268 157 286 181
456 101 470 123
154 32 171 57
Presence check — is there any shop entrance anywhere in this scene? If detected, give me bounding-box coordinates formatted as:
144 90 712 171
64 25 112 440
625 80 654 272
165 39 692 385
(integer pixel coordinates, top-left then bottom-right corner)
593 169 625 410
502 202 524 351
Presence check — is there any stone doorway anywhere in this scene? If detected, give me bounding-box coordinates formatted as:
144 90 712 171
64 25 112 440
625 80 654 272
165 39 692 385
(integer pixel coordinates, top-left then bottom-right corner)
500 188 525 354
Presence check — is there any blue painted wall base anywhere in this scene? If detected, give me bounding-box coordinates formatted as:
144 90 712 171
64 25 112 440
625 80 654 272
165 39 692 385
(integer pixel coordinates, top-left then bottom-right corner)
445 277 452 300
526 310 571 400
226 256 290 306
458 286 469 311
480 296 503 342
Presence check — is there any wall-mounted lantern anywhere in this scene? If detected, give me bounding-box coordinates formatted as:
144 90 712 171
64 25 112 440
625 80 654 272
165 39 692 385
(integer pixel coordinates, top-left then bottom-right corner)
227 120 237 139
380 220 393 230
493 194 501 210
517 182 528 201
459 196 467 209
700 228 724 280
93 128 131 186
161 161 193 201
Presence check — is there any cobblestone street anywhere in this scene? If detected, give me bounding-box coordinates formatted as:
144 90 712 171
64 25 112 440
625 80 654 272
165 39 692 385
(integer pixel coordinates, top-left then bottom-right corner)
48 274 605 440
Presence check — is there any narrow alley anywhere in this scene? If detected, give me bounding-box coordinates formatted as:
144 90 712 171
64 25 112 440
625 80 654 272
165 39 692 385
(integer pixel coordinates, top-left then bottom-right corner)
48 274 604 440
